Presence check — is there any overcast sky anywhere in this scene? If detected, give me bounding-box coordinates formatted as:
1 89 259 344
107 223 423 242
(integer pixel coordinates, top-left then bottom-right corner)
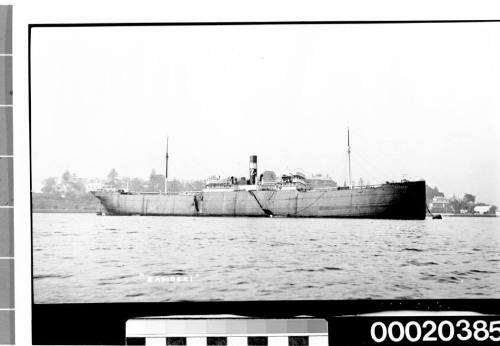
30 23 500 204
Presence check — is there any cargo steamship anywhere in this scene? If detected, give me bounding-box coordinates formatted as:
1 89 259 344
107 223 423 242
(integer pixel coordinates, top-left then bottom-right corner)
92 133 426 220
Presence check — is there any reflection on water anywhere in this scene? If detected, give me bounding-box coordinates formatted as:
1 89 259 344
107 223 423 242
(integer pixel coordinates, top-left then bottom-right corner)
33 214 500 303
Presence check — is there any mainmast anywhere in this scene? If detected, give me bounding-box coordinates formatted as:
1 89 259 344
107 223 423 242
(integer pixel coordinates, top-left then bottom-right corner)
165 136 169 194
347 128 352 189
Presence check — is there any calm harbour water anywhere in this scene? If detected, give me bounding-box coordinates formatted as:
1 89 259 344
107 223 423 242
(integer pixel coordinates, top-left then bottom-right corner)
33 213 500 303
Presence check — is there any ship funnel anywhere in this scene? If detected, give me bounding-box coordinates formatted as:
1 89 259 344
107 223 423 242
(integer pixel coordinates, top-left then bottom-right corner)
249 155 257 185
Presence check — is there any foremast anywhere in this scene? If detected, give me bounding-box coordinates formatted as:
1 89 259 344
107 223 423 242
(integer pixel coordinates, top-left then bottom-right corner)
165 136 169 194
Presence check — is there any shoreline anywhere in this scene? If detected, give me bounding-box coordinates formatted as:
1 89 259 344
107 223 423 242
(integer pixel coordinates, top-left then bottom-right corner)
33 209 97 214
34 210 498 217
445 214 497 218
427 213 497 218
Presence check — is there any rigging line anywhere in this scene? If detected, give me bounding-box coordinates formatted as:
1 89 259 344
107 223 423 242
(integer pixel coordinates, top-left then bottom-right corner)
341 149 352 185
352 137 396 179
248 190 274 217
354 148 386 177
426 203 433 216
266 190 276 201
360 136 412 177
343 149 373 184
342 142 385 185
295 190 329 214
359 141 409 180
351 154 386 184
348 159 375 187
354 149 394 182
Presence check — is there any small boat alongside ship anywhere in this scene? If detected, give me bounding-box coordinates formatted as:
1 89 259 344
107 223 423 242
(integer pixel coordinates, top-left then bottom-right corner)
91 132 427 220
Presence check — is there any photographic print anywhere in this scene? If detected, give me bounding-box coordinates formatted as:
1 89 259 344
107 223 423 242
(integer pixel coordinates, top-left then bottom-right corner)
31 22 500 304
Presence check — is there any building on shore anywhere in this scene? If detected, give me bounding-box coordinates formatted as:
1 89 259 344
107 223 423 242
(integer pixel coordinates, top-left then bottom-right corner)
85 178 103 192
429 196 450 213
474 205 494 215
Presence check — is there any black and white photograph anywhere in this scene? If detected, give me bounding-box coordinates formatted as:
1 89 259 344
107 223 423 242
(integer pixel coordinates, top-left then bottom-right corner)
30 22 500 308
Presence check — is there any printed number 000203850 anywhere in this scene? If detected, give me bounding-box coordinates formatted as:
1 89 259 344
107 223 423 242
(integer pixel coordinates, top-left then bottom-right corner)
370 319 500 343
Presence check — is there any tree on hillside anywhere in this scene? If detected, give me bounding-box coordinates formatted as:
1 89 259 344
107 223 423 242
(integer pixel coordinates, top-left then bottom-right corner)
449 196 465 214
168 179 182 193
62 170 72 184
41 177 58 194
129 177 147 192
107 168 119 187
464 193 476 204
184 180 205 192
69 179 85 194
425 185 445 204
463 193 476 213
148 169 165 192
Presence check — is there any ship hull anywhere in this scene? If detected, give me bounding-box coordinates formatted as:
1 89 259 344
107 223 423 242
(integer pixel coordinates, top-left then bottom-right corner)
92 181 426 220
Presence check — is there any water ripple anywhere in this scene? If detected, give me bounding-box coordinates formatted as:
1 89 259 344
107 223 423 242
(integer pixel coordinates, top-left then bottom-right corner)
32 213 500 303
